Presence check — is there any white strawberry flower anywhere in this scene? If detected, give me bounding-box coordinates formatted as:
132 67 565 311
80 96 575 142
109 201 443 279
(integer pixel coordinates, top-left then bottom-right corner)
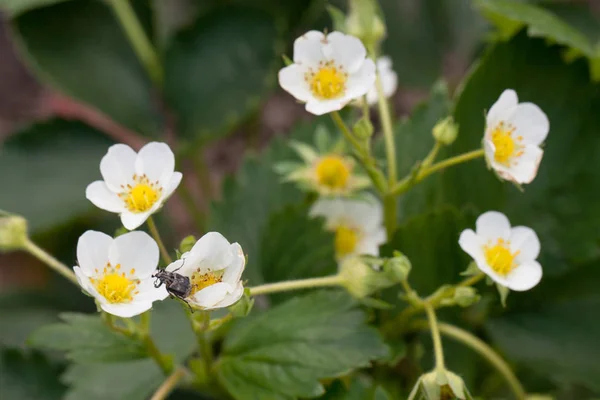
310 195 386 261
73 231 168 318
483 89 549 184
365 56 397 105
86 142 183 230
165 232 245 310
459 211 542 291
278 30 376 115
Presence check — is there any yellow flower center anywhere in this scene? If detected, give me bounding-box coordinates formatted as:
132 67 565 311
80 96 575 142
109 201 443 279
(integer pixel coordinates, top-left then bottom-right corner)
335 226 359 257
119 174 163 213
491 122 523 165
484 239 520 276
315 155 351 190
90 264 139 304
190 270 224 296
307 62 347 100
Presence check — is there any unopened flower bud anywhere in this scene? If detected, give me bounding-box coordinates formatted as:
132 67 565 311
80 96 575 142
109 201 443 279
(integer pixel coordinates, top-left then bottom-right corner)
353 117 374 140
179 235 196 254
432 117 459 145
346 0 386 47
453 287 480 308
339 256 395 299
383 251 411 282
0 214 28 252
228 289 254 317
408 370 472 400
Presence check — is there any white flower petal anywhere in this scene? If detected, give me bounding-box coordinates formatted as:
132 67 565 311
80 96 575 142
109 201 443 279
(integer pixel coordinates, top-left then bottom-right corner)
108 231 159 278
134 278 170 302
221 243 245 285
293 30 325 66
486 89 518 127
100 144 137 192
507 145 543 184
73 266 99 296
378 56 393 70
213 282 244 309
322 32 366 73
100 301 153 318
186 232 233 274
278 64 312 102
355 227 386 256
190 282 232 309
305 98 347 115
507 103 549 146
162 171 183 199
345 58 376 100
366 57 397 105
165 259 189 274
86 181 125 213
510 226 540 261
135 142 175 185
77 230 112 275
504 260 542 291
476 211 511 242
120 211 152 230
458 229 485 263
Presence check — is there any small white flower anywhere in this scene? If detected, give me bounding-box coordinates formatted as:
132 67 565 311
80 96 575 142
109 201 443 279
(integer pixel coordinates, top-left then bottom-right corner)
74 231 168 318
365 56 397 106
278 30 376 115
309 195 386 261
165 232 245 310
459 211 542 291
483 89 549 184
86 142 183 230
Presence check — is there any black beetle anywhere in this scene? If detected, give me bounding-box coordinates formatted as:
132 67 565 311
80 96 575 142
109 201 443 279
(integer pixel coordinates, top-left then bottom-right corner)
153 266 194 311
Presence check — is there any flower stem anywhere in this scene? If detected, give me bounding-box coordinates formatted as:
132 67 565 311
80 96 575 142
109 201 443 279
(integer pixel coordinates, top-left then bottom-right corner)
147 216 172 265
249 275 344 296
150 366 187 400
391 148 485 196
109 0 163 86
412 321 527 400
197 312 213 373
140 310 151 335
23 239 78 285
458 273 485 288
424 303 445 371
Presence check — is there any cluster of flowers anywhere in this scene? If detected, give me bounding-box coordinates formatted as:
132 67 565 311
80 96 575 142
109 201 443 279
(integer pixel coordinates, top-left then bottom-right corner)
73 30 549 318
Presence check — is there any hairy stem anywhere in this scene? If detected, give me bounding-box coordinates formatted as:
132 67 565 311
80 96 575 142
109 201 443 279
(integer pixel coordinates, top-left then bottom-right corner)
23 240 78 285
109 0 163 85
249 275 344 296
150 366 187 400
424 303 445 371
147 216 173 265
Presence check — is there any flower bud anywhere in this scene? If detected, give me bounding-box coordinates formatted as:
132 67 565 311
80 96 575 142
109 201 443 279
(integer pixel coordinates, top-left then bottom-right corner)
353 117 374 140
383 251 411 282
432 117 459 145
346 0 386 48
339 256 395 299
452 287 480 308
0 214 28 252
408 370 472 400
179 235 197 254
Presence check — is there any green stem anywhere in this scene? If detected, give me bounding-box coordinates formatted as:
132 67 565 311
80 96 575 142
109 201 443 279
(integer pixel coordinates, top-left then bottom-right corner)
109 0 163 86
412 321 527 400
424 303 445 371
197 312 213 372
249 275 344 296
23 239 78 285
331 111 365 154
150 366 187 400
147 216 172 264
458 273 485 288
140 311 151 335
391 148 485 196
422 141 442 168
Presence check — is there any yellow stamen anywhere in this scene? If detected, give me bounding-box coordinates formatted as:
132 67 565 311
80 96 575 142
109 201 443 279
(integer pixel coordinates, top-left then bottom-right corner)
190 270 223 296
119 174 162 213
484 239 520 276
335 226 359 257
92 273 136 303
315 155 351 190
307 62 347 100
491 122 519 165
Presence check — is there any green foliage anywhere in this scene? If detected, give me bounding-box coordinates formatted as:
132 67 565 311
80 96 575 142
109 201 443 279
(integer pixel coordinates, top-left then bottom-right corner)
0 348 66 399
165 7 280 143
12 0 162 135
319 378 390 400
0 0 73 16
0 120 113 234
216 290 389 400
28 313 146 363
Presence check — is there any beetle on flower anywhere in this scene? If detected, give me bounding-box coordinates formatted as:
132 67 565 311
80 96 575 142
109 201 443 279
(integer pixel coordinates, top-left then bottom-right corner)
278 30 376 115
86 142 183 230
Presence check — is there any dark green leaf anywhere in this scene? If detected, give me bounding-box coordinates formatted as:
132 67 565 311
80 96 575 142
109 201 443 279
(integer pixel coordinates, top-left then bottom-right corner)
0 119 114 234
28 313 146 363
165 7 280 143
0 347 65 400
12 0 162 134
216 290 389 400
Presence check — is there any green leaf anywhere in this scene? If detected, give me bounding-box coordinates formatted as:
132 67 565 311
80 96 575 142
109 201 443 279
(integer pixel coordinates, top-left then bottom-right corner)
165 7 280 143
445 31 600 273
0 119 113 234
12 0 162 135
28 313 146 363
0 347 65 399
216 290 389 400
475 0 600 80
61 300 196 400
